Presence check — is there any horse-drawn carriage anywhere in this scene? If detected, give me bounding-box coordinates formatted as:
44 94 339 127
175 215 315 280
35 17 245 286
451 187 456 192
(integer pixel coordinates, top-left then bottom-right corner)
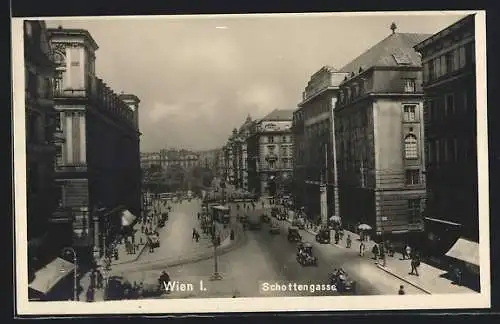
328 269 357 293
287 227 302 242
296 242 318 266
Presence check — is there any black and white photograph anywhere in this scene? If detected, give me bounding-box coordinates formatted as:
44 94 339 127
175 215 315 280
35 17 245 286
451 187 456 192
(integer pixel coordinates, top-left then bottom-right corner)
12 11 489 315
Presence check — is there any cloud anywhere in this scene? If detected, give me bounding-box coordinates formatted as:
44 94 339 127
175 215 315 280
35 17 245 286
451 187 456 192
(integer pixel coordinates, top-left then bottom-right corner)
45 14 466 152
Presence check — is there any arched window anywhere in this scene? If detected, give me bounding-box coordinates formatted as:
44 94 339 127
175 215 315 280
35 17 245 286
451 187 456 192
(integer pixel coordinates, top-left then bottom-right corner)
404 134 418 159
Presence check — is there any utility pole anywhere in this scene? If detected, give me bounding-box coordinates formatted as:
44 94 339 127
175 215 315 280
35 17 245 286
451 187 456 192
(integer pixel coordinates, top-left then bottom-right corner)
320 142 328 226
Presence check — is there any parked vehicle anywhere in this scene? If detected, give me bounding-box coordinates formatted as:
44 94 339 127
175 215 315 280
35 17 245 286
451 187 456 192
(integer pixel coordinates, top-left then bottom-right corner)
296 242 318 266
292 218 305 229
287 227 302 242
315 228 331 244
328 270 357 293
269 223 280 234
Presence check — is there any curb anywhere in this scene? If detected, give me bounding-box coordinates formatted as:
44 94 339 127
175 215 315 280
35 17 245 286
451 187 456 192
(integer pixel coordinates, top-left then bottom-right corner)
376 264 432 294
113 224 248 271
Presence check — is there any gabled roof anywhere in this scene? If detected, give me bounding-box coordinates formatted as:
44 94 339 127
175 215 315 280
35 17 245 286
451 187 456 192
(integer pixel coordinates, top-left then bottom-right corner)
261 109 294 121
339 32 432 73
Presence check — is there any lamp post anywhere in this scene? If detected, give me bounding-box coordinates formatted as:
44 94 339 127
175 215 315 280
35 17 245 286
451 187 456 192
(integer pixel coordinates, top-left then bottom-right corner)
210 216 223 281
62 247 78 301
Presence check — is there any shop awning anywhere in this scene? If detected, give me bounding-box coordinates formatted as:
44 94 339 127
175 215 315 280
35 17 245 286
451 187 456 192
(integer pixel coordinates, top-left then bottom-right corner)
28 257 75 295
121 209 137 226
425 217 462 227
445 238 480 267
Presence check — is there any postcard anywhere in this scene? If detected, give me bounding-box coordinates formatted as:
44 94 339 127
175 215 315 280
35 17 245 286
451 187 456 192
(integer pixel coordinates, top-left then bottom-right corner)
12 10 490 315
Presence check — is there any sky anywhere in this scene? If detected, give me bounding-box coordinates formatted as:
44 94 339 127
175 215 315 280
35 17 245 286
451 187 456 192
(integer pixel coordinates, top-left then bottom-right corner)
45 12 467 152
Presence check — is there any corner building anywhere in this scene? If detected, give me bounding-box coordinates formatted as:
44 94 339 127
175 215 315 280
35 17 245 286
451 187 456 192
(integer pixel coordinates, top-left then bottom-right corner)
335 28 429 241
48 27 141 265
247 109 294 197
414 15 478 263
293 66 348 224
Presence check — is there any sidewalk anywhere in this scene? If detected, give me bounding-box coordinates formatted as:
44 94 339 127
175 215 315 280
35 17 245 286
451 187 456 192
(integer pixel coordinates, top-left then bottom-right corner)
282 218 477 295
78 201 166 301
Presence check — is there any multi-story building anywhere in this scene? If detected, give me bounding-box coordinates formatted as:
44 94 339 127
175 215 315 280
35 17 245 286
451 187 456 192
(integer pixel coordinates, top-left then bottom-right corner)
334 25 429 240
47 26 141 266
224 115 254 190
140 151 162 169
196 148 221 172
414 15 478 265
238 116 254 191
247 109 294 197
159 149 199 170
24 20 61 287
293 66 348 224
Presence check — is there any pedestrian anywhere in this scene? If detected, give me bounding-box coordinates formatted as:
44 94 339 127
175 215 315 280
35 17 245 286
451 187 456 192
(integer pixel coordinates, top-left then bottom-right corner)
380 246 386 267
359 242 366 256
398 285 405 295
346 234 352 248
372 244 379 260
339 228 344 241
86 286 94 302
334 231 340 245
195 232 200 242
192 228 197 240
454 267 462 285
409 253 420 276
403 244 411 260
96 269 103 289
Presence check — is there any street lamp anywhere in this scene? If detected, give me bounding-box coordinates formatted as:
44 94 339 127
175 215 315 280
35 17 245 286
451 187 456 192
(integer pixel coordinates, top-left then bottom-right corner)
62 247 78 301
210 216 223 281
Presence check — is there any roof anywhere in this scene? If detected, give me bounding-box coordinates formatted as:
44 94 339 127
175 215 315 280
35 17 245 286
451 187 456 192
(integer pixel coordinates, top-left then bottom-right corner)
339 32 432 73
261 109 295 121
414 14 474 51
47 26 99 51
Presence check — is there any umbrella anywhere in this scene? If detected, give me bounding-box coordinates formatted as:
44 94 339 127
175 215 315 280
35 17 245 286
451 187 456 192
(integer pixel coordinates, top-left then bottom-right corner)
358 224 372 231
121 210 137 226
329 216 341 222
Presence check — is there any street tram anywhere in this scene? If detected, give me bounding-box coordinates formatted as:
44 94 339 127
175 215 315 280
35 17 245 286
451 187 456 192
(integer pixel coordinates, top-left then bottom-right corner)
210 205 231 224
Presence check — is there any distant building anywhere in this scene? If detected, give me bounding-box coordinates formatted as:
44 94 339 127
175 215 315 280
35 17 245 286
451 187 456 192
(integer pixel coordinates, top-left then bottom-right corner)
247 109 294 197
293 66 348 224
414 15 478 259
196 148 221 172
334 26 430 239
47 26 141 266
140 151 162 169
159 149 199 170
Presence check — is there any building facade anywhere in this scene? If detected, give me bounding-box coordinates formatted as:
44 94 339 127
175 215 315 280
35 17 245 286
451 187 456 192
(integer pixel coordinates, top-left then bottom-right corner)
293 66 348 224
247 109 294 197
24 20 61 283
140 151 162 169
414 15 478 257
197 148 221 172
224 115 254 191
159 149 199 170
48 26 141 265
334 27 429 240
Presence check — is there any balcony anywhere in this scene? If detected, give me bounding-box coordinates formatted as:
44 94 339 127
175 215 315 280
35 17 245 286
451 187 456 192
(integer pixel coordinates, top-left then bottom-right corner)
55 163 88 173
49 207 73 224
53 87 88 98
53 129 65 144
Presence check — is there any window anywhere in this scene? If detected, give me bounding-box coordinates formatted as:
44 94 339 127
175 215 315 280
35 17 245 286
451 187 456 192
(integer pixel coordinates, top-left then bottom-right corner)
269 136 274 143
404 135 418 159
403 105 417 122
269 160 276 169
434 57 441 78
55 112 62 130
405 169 420 185
408 199 421 223
282 136 287 143
281 145 287 156
445 94 455 117
423 62 429 83
403 79 416 93
428 59 435 81
452 48 460 72
446 52 454 73
440 55 447 76
459 46 466 69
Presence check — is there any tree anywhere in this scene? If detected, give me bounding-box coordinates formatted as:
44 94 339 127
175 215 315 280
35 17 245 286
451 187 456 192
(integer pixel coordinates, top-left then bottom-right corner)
165 163 186 191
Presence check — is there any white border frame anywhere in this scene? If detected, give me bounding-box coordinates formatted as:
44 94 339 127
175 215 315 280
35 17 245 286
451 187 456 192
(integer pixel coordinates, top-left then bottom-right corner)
12 10 490 315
